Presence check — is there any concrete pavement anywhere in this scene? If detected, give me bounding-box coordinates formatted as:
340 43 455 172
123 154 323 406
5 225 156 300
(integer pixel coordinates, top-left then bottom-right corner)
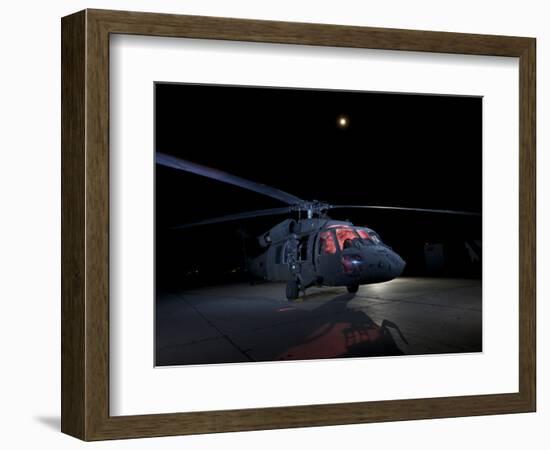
155 277 482 366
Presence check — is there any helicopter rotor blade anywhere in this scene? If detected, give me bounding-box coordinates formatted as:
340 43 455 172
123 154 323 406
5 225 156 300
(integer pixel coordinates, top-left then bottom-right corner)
171 207 292 230
330 205 481 216
156 152 303 205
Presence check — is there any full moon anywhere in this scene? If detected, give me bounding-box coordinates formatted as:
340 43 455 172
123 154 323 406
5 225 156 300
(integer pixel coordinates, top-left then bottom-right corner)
337 115 349 129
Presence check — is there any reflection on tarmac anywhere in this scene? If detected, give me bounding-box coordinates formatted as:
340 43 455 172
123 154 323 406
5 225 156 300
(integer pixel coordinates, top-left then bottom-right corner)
156 277 482 366
274 294 406 361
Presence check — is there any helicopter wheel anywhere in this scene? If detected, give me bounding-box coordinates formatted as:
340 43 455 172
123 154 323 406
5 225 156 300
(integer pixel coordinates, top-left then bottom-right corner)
347 284 359 294
286 280 300 301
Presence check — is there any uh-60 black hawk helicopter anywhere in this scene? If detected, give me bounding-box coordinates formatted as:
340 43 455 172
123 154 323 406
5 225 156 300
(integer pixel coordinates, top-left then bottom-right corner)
157 153 480 300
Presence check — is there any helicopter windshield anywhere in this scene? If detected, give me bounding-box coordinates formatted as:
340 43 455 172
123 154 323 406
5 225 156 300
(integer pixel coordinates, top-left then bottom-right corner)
325 226 362 251
357 227 382 245
320 226 383 254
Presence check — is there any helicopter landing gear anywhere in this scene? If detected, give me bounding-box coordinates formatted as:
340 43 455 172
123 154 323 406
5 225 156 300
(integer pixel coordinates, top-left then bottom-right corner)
347 284 359 294
286 280 300 300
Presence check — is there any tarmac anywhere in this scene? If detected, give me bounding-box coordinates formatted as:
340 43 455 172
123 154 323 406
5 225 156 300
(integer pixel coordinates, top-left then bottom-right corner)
155 277 482 366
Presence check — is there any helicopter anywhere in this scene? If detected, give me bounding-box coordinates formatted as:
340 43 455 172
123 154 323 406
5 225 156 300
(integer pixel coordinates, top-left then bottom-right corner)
157 152 480 300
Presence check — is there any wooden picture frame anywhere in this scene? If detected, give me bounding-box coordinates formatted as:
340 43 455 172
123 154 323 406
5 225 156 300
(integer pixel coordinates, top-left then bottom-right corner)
61 8 536 441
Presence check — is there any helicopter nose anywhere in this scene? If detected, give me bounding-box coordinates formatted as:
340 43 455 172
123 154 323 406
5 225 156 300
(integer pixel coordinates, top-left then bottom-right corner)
389 251 406 278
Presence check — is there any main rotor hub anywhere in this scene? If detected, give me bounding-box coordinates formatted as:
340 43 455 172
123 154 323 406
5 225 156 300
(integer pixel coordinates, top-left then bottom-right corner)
290 200 332 218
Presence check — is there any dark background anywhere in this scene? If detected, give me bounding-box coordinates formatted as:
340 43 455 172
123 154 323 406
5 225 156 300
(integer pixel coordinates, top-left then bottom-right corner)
155 83 482 288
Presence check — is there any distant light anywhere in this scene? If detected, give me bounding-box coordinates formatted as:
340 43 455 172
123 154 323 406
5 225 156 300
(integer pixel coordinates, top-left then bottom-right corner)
337 115 349 129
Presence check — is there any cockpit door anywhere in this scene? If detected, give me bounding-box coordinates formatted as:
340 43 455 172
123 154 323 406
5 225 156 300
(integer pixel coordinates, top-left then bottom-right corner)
315 229 342 285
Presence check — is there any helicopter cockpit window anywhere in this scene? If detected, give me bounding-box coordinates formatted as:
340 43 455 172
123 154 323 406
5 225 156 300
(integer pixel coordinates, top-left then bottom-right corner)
357 229 369 240
319 230 337 254
332 227 361 251
357 228 382 245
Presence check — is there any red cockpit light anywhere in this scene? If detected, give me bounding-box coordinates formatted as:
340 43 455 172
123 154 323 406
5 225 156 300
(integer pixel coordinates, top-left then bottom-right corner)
319 231 337 254
334 227 359 250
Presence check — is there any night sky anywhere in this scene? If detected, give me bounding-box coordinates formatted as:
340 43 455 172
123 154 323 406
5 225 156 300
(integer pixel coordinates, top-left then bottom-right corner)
155 83 482 288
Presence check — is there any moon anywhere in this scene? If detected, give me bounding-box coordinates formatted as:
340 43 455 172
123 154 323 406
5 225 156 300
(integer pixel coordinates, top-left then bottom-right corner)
337 114 349 129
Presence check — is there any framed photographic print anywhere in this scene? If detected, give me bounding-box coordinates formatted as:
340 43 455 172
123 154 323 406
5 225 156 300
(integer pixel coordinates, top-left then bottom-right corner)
61 9 536 440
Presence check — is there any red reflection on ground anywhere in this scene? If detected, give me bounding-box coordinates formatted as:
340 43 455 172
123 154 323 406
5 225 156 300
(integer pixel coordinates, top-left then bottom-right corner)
276 322 382 360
